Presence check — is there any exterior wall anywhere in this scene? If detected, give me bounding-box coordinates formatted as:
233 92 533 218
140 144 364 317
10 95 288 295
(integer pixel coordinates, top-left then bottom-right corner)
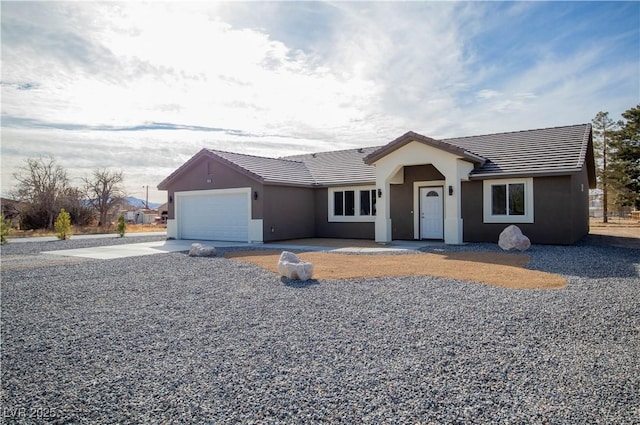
461 174 589 244
570 166 591 242
262 185 316 242
163 156 264 221
371 141 474 244
390 165 445 240
163 155 591 245
314 188 375 239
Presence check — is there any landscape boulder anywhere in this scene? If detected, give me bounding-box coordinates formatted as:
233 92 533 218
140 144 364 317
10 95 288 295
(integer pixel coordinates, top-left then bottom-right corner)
277 251 314 281
188 243 217 257
498 225 531 251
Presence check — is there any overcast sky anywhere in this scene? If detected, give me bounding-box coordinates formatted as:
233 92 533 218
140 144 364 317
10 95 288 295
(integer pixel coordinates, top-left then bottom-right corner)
2 1 638 203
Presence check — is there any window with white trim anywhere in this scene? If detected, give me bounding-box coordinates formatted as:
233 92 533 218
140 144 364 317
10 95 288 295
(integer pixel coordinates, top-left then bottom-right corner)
483 178 534 223
329 186 377 222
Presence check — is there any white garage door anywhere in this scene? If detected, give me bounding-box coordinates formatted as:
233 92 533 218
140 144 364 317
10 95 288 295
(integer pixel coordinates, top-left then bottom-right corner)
177 190 249 241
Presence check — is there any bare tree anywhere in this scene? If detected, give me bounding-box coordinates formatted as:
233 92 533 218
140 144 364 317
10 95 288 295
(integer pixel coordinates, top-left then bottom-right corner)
592 111 619 223
59 186 95 226
83 169 126 227
11 155 69 229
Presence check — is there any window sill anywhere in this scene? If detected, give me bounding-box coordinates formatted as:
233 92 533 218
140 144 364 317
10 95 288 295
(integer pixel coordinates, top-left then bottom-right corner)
328 216 376 223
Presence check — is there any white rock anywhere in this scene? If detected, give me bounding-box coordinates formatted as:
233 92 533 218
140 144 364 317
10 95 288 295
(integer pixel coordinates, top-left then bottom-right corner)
188 243 216 257
277 251 314 281
498 225 531 251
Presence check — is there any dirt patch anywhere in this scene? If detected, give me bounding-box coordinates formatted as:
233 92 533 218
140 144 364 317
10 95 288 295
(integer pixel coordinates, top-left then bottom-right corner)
271 238 383 248
589 219 640 249
225 250 567 289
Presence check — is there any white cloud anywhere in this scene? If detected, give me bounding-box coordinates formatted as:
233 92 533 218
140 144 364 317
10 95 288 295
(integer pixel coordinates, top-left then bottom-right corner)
476 90 502 100
1 2 637 202
2 3 380 135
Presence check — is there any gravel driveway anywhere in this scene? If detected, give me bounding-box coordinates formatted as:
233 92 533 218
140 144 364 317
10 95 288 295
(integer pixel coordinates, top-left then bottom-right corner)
1 237 638 424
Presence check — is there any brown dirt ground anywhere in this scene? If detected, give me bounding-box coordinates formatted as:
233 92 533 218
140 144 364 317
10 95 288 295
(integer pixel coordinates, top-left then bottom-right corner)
589 218 640 249
227 220 639 288
9 223 166 238
225 250 568 290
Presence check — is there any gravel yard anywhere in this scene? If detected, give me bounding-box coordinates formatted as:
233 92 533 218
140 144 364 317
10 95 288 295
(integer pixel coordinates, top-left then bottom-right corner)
1 237 639 424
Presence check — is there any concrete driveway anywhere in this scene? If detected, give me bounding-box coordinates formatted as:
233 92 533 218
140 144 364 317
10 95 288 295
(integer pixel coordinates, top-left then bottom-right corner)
41 239 247 260
40 238 435 260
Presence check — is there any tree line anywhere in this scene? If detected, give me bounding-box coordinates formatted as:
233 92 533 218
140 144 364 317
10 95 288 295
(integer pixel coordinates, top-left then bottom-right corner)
591 104 640 222
7 155 127 230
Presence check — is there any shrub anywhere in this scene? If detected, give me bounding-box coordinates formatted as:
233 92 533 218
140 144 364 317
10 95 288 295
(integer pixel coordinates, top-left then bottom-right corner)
0 213 11 244
116 214 126 237
54 209 72 240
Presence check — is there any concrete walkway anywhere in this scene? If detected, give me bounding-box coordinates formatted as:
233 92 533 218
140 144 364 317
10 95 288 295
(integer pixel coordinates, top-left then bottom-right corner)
40 238 439 260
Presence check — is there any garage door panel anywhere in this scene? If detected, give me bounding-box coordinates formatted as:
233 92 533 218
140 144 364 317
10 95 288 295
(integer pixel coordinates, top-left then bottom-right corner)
178 191 249 241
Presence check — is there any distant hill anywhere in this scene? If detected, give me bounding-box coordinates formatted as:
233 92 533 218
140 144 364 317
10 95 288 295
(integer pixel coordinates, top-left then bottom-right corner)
125 196 161 209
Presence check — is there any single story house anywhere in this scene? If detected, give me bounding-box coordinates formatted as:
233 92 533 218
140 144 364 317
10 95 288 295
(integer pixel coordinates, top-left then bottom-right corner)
158 124 595 245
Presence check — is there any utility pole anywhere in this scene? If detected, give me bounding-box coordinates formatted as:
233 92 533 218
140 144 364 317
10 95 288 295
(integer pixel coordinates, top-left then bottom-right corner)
143 185 149 209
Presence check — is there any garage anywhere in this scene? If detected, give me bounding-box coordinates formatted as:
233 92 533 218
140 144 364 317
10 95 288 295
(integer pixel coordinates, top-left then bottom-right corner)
176 189 250 241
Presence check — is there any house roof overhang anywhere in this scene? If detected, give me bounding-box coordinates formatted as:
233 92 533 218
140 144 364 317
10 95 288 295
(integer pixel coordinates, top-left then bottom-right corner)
363 131 488 167
157 149 318 190
157 149 267 190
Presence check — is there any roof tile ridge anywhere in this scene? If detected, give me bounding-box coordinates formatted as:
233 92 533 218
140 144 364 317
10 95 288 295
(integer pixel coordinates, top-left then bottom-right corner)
208 149 316 186
414 133 489 163
575 123 593 168
204 149 265 182
282 145 383 159
208 148 305 165
442 123 589 142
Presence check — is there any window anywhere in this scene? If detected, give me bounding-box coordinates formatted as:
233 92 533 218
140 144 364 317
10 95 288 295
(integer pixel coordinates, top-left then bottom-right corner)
345 191 355 216
329 186 377 222
360 189 377 216
334 190 355 216
491 183 525 216
334 191 344 216
483 178 533 223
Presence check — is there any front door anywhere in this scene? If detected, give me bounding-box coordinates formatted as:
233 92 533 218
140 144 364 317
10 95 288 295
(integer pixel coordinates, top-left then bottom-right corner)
420 187 444 239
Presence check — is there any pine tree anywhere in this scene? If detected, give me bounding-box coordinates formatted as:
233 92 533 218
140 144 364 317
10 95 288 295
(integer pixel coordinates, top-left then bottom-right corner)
592 111 619 222
610 105 640 209
116 214 127 237
0 213 11 244
54 209 72 240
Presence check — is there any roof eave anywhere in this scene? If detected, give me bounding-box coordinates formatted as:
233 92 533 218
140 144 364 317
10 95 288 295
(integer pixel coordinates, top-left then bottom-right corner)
157 148 210 190
469 168 585 180
157 149 266 190
363 131 487 166
262 180 315 188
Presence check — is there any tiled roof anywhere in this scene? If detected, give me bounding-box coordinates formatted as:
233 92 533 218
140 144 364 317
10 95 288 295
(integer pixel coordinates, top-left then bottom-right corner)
207 149 315 185
159 124 593 189
284 147 380 185
441 124 592 178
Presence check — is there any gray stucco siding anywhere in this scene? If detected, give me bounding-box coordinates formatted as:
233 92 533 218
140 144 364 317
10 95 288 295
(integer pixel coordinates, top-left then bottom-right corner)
163 156 264 221
461 175 589 244
313 188 375 239
262 185 315 242
569 166 591 242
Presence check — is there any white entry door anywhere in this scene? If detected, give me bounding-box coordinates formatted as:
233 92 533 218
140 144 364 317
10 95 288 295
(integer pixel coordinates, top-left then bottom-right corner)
420 187 444 239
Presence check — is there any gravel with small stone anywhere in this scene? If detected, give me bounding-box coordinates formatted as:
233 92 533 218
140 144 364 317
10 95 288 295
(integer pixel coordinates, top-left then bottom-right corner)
1 236 638 424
